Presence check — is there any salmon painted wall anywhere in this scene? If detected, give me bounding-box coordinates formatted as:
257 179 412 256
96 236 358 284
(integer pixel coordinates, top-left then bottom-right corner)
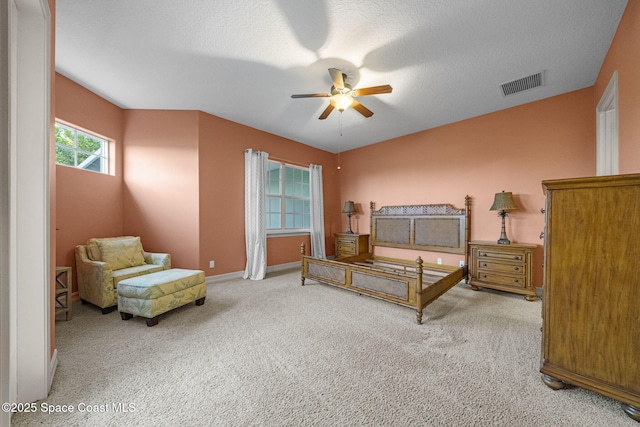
54 73 124 293
122 110 201 269
197 111 341 275
595 1 640 174
339 88 596 287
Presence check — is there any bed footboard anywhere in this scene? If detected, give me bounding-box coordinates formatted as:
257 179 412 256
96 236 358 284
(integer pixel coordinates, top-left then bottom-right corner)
300 197 470 324
301 244 466 324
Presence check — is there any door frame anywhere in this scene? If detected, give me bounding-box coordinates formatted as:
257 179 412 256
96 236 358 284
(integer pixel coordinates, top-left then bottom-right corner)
1 1 52 424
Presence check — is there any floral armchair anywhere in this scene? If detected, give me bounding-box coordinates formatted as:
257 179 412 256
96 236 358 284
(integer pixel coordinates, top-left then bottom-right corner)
75 236 170 314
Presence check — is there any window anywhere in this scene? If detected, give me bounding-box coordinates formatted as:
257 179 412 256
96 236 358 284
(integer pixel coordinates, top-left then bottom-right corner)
55 122 109 174
266 161 310 233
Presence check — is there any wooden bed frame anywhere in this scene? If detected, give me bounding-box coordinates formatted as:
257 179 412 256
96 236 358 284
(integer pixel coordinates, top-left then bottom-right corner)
301 196 471 324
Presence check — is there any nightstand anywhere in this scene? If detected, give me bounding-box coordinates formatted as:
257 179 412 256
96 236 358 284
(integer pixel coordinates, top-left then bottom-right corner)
469 241 536 301
334 233 369 258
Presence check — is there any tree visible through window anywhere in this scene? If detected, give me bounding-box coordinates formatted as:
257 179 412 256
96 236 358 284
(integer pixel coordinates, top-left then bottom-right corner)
55 122 109 174
266 161 310 232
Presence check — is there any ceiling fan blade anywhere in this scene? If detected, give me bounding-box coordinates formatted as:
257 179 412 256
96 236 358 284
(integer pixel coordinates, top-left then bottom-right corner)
291 93 330 98
351 100 374 118
353 85 393 97
328 68 345 89
318 104 335 120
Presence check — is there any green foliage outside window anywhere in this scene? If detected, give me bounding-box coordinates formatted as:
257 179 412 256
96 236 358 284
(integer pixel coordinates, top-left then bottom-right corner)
55 122 108 173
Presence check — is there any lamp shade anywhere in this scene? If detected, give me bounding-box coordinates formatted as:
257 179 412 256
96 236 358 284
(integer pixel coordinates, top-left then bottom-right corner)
342 200 356 214
490 191 518 211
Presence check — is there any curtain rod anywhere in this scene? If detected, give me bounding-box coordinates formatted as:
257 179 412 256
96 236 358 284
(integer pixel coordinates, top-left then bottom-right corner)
268 155 310 168
245 149 313 168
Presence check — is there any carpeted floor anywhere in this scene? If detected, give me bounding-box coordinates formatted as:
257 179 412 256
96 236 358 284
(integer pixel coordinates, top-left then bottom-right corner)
11 268 636 426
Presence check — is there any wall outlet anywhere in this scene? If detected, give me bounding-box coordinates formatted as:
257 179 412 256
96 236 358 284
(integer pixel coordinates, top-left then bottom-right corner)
437 258 442 265
209 260 215 268
459 260 465 267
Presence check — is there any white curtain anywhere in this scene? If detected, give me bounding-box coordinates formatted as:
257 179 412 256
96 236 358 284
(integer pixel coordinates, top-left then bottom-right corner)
309 164 326 259
243 149 268 280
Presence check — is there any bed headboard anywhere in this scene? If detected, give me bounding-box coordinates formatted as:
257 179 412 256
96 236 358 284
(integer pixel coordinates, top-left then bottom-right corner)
370 196 470 256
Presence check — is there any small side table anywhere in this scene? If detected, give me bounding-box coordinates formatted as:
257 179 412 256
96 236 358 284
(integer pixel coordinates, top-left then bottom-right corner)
469 241 536 301
334 233 369 258
55 266 72 320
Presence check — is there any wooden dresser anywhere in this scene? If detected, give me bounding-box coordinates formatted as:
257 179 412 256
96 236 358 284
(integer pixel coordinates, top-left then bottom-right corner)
334 233 369 258
469 241 537 301
541 174 640 421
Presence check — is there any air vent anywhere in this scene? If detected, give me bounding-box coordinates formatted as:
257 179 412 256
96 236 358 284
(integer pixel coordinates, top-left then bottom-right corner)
500 71 543 96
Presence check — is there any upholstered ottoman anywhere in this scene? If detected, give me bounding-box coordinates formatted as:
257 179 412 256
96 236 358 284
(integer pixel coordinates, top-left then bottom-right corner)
118 268 206 326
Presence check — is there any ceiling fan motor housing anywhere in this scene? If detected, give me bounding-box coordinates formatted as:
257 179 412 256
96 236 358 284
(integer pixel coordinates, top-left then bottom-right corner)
331 83 354 96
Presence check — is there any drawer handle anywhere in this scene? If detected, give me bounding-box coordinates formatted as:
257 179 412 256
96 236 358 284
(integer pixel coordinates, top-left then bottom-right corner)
514 266 519 271
482 275 487 278
482 263 487 267
514 279 519 283
513 256 520 260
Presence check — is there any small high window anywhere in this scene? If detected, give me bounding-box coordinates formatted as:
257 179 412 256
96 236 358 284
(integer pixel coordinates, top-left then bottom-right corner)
55 122 109 174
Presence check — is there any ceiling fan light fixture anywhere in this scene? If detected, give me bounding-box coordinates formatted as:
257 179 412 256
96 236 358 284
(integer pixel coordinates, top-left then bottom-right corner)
330 93 353 112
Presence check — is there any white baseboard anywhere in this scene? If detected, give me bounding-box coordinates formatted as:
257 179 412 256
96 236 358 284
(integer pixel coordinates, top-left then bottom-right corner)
48 348 58 393
205 262 300 285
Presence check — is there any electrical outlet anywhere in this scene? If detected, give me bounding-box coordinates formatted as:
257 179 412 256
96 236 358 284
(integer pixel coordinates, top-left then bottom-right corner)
437 258 442 265
209 260 215 268
459 260 465 267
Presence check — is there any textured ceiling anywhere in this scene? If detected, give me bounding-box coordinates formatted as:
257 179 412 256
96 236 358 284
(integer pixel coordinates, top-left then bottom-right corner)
55 0 627 153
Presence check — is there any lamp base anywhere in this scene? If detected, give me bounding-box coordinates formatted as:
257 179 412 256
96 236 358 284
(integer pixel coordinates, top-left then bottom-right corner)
345 213 354 234
496 210 511 245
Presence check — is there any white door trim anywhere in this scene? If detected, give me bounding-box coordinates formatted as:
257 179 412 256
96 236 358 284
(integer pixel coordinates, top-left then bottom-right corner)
596 71 619 176
1 1 51 423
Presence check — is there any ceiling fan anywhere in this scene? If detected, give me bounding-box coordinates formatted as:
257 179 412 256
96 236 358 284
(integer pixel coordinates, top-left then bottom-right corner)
291 68 392 120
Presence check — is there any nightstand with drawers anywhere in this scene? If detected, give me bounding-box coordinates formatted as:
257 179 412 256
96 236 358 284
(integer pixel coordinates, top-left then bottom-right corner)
469 241 536 301
334 233 369 258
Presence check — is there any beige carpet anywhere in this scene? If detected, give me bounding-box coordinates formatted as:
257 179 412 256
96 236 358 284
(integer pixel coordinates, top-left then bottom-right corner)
11 269 636 426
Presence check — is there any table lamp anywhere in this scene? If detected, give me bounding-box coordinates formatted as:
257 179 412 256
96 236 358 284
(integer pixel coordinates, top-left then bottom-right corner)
490 191 518 244
342 201 356 234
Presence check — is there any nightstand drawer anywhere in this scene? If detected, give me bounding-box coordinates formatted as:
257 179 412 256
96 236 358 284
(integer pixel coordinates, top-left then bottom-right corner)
337 243 356 256
476 272 526 288
476 260 525 275
478 250 525 262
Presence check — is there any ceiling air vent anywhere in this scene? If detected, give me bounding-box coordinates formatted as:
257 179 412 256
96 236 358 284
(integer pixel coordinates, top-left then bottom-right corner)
500 71 544 97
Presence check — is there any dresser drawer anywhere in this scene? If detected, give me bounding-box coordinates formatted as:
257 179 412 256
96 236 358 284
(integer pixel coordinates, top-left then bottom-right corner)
476 260 525 275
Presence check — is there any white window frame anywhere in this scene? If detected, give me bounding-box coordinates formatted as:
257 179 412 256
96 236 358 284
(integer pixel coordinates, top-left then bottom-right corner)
596 71 619 176
266 161 310 236
54 121 110 174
